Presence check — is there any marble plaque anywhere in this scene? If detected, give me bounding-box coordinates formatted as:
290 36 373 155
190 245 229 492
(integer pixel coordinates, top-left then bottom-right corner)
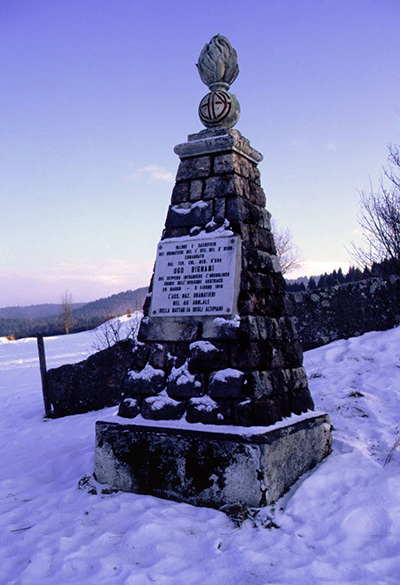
151 235 240 317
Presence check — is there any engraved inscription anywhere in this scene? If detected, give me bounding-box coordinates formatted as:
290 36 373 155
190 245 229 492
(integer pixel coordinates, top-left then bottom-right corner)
151 236 239 317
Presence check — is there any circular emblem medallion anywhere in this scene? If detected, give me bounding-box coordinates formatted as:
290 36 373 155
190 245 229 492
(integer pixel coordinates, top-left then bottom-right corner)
199 91 232 126
198 90 240 128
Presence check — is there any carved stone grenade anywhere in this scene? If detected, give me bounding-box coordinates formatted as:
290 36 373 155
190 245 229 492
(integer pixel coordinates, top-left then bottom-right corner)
197 34 240 129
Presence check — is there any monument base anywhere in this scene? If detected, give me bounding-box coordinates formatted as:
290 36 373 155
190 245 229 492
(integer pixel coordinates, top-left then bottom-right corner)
94 413 332 509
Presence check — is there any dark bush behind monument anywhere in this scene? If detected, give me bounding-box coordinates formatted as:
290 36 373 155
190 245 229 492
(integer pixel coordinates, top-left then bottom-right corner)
94 35 332 508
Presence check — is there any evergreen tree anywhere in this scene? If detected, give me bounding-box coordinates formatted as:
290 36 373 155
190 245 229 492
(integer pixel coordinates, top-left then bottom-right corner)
308 277 317 290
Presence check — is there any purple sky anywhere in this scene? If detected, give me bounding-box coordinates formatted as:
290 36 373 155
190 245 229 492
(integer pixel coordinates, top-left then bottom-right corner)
1 0 399 306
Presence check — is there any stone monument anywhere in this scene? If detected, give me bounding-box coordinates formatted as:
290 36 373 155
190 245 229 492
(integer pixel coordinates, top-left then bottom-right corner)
95 35 332 509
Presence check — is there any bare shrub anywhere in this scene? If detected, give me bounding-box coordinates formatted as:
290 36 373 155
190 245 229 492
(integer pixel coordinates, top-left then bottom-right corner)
91 311 142 351
61 291 74 334
271 219 303 275
351 144 400 273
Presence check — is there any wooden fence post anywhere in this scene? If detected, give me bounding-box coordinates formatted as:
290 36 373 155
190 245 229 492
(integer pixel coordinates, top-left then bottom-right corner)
37 334 52 416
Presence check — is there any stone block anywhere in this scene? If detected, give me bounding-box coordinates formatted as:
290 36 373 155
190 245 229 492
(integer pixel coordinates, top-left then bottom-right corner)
186 396 224 424
167 363 204 398
226 198 271 229
189 340 227 371
204 174 244 200
249 165 261 185
281 338 304 368
189 225 202 236
118 397 141 419
278 389 293 419
241 271 274 294
280 368 292 387
167 379 204 399
131 341 151 370
271 317 286 341
125 364 166 396
236 290 259 316
148 343 174 371
209 368 245 398
288 367 308 390
205 220 221 233
202 316 240 341
255 317 275 340
215 399 234 425
234 399 253 426
236 315 259 341
269 346 285 369
288 387 315 415
247 183 266 206
245 226 276 253
213 152 251 178
226 197 247 223
94 413 332 508
142 393 186 421
176 156 212 180
189 180 203 201
168 342 190 368
262 294 286 318
213 152 238 175
142 293 152 317
165 201 213 228
244 371 274 399
175 128 263 164
230 342 264 369
138 317 200 343
213 197 226 224
238 224 251 245
273 273 287 296
243 247 281 275
171 181 190 204
162 227 189 239
256 207 271 230
251 395 283 426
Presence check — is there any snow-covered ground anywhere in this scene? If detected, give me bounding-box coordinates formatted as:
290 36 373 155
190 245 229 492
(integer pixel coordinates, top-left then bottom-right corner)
1 321 399 584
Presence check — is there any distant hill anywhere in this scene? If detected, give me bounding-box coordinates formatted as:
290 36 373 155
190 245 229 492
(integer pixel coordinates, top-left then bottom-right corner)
73 288 148 320
0 287 148 339
0 303 85 319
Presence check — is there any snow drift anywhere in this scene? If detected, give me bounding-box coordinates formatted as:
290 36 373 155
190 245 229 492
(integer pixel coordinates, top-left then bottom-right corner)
0 322 399 584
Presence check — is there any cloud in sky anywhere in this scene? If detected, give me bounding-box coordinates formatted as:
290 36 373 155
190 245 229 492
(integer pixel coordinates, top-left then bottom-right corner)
129 165 175 184
324 141 338 152
289 138 338 152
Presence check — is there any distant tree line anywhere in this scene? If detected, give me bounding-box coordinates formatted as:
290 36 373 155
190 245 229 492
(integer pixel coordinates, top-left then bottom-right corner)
0 287 148 340
286 257 399 293
0 314 107 340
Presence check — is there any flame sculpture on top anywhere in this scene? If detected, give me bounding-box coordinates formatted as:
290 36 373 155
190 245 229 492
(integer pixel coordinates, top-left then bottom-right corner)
197 35 241 129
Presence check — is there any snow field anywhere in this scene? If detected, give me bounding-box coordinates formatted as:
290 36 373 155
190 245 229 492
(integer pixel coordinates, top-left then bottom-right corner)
0 322 399 584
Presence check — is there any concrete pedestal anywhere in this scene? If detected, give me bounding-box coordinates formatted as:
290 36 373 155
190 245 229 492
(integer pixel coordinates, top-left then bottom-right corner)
94 413 331 509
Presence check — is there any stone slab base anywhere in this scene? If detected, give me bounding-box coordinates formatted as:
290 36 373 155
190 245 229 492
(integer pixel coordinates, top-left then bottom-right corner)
94 413 332 509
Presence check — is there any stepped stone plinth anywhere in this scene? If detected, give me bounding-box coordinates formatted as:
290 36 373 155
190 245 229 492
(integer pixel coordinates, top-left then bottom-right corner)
95 35 332 508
